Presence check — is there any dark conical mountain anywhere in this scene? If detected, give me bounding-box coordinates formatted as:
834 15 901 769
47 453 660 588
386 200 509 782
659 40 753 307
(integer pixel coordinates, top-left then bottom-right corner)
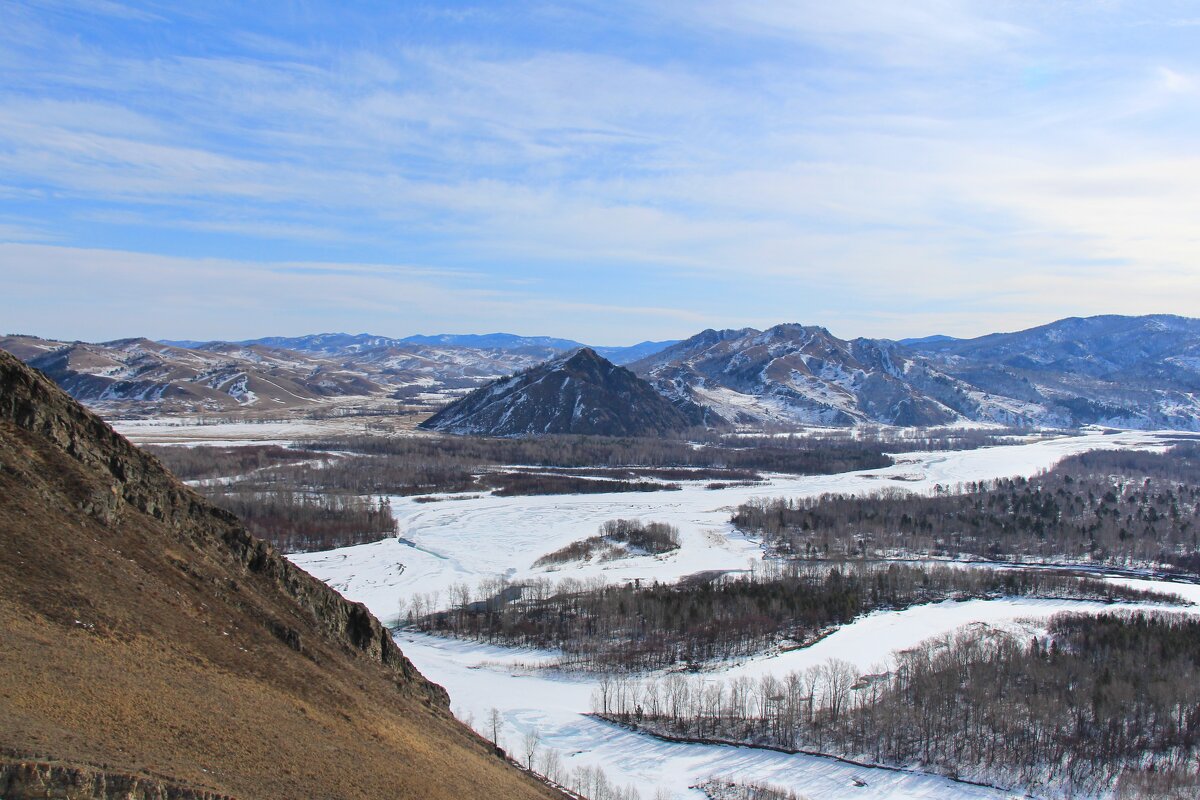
421 347 702 436
0 349 562 800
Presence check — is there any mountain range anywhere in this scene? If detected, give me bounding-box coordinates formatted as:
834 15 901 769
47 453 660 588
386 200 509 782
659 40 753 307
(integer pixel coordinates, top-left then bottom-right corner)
0 348 559 799
0 332 677 414
163 332 677 365
4 314 1199 429
629 315 1200 429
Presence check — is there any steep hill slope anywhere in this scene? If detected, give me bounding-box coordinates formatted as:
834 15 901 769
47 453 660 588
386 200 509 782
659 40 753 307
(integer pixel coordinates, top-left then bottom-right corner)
0 334 70 361
0 349 562 800
421 348 701 436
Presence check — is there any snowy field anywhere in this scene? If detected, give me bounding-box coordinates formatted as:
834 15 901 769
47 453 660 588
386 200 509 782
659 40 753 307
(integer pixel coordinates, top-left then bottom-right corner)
398 626 1020 800
396 585 1200 800
293 429 1170 618
283 429 1198 799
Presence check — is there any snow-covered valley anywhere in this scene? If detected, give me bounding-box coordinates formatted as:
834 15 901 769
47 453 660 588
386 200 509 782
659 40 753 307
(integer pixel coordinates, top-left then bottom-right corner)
287 428 1195 799
292 429 1171 613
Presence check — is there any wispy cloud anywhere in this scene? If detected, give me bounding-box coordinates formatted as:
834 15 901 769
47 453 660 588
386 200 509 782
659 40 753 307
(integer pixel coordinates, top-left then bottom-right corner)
1 1 1198 342
0 244 706 343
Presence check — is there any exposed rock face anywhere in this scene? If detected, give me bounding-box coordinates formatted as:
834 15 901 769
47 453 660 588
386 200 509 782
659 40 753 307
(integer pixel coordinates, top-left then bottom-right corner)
0 349 562 800
630 316 1200 429
421 347 704 436
630 325 958 427
0 760 234 800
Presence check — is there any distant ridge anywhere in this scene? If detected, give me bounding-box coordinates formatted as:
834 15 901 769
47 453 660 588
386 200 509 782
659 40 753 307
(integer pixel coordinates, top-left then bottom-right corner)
9 314 1200 429
897 334 959 347
400 332 584 352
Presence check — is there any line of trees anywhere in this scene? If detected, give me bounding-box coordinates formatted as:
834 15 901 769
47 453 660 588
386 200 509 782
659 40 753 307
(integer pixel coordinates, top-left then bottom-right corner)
149 433 896 500
145 443 319 481
209 489 395 553
720 425 1044 455
309 433 894 477
408 562 1168 670
596 611 1200 798
734 444 1200 570
482 472 681 497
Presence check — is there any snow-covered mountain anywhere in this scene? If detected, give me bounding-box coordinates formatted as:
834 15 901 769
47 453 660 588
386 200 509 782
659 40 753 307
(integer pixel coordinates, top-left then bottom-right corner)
421 348 702 436
630 316 1200 429
904 314 1200 429
908 314 1200 382
0 335 556 412
629 325 962 427
1 336 381 412
0 332 677 415
7 315 1199 428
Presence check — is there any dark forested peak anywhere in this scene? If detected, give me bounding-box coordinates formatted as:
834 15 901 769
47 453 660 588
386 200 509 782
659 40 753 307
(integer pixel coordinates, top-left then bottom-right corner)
421 347 703 437
0 349 562 800
558 346 612 373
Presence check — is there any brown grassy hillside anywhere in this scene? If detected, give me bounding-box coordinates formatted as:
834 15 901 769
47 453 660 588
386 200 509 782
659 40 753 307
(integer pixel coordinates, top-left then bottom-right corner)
0 349 563 800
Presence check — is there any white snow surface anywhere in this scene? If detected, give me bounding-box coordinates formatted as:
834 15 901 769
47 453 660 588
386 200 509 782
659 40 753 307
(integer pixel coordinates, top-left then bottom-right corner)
397 627 1023 800
284 429 1196 799
395 586 1200 800
293 430 1168 616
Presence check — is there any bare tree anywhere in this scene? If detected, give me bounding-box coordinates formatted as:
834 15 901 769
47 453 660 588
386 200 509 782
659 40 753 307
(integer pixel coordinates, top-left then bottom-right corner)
522 727 541 770
487 707 503 746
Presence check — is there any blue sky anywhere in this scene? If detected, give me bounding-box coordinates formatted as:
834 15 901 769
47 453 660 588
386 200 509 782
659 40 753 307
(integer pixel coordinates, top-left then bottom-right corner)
2 1 1199 344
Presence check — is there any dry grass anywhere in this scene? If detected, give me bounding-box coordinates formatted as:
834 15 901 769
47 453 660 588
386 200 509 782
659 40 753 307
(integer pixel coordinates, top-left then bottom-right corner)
0 354 562 800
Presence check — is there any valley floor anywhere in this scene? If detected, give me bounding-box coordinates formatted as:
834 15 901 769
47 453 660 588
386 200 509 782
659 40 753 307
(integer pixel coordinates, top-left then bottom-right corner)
394 581 1200 800
283 428 1193 799
292 429 1170 613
